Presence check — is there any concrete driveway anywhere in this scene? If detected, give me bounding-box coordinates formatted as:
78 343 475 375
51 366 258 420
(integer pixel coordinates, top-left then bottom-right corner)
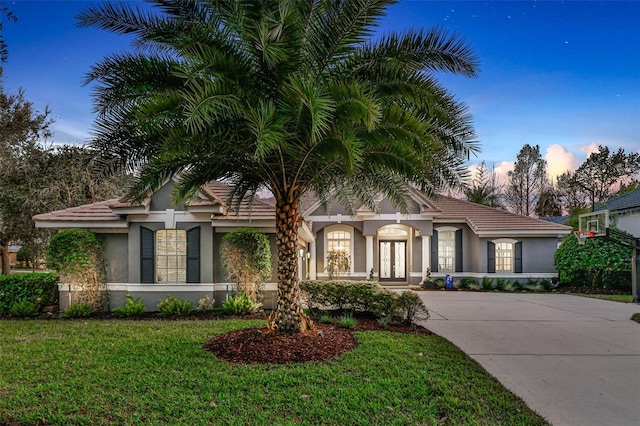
418 292 640 426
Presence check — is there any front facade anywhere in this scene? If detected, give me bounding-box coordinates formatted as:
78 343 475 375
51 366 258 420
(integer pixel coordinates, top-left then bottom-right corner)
34 180 571 310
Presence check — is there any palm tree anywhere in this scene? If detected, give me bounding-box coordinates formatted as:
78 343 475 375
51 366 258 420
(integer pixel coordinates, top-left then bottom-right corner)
77 0 480 333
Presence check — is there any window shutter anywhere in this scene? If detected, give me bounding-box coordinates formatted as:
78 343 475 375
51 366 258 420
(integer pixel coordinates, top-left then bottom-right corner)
455 229 463 272
487 241 495 273
186 226 201 283
140 227 154 283
514 241 523 273
430 230 438 272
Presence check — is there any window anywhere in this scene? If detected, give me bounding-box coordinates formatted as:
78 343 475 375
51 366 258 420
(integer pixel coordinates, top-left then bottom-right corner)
140 226 200 283
495 242 514 272
324 225 353 275
438 230 455 272
327 229 351 254
156 229 187 282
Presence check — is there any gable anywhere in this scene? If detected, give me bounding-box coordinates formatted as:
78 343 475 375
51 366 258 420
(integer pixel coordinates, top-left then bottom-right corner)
150 181 185 211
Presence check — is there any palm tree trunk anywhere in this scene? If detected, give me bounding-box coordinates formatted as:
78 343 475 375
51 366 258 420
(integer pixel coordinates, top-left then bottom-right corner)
267 196 313 334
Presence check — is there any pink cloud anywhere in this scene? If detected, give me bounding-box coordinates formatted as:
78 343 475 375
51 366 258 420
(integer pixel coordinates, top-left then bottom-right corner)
544 144 580 182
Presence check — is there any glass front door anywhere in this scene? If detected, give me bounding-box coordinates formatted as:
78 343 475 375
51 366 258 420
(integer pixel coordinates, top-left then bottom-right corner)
379 240 406 281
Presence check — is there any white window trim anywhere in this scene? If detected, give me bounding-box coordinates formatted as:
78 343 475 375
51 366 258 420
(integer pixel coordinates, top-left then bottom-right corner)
156 229 188 283
492 238 517 273
324 224 355 274
435 226 458 273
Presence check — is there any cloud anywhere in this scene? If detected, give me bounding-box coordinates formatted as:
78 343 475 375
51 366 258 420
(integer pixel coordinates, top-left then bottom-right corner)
579 142 599 156
544 144 580 182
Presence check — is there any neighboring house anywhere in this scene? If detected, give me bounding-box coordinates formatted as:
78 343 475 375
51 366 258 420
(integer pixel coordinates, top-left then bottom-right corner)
595 189 640 237
34 179 571 310
0 245 20 269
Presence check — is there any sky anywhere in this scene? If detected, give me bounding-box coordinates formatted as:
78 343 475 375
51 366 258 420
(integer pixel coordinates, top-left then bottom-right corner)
2 0 639 184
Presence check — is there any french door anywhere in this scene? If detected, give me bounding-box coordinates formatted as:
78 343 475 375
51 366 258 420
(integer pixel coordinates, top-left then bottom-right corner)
379 240 406 281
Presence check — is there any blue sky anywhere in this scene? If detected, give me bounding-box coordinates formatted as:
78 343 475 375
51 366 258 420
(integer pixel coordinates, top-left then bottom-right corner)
2 0 639 182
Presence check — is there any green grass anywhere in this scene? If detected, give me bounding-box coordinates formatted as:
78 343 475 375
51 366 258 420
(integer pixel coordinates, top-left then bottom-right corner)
573 294 634 303
0 319 549 425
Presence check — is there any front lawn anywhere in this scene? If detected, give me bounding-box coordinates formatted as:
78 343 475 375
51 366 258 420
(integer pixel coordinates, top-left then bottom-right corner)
573 294 634 303
0 319 548 425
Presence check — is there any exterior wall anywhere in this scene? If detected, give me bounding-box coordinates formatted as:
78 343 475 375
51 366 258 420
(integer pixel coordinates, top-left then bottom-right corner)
150 182 186 211
477 237 559 276
617 213 640 237
100 233 128 283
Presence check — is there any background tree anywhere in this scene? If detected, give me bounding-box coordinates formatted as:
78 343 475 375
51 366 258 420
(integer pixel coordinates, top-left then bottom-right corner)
534 186 562 217
78 0 479 333
0 2 17 68
504 144 548 216
464 161 502 208
221 227 272 302
556 170 589 215
570 145 640 210
0 85 52 274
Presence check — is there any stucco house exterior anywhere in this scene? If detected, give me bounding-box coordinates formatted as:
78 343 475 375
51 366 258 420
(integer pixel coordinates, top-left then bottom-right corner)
34 179 571 310
595 189 640 237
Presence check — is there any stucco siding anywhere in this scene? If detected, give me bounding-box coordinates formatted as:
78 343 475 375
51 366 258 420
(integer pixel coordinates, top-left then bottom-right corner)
100 233 128 283
149 182 185 211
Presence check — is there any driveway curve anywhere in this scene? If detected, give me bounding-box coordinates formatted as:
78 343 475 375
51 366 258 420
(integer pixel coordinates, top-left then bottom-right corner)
418 292 640 426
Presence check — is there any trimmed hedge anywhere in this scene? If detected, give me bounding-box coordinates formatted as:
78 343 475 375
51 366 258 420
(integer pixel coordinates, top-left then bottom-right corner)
0 273 59 315
300 280 429 324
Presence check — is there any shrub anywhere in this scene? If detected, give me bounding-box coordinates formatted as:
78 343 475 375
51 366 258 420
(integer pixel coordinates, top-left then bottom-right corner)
46 229 107 309
461 278 477 288
318 313 334 324
554 229 632 290
221 292 262 316
392 291 430 324
10 300 39 317
495 278 507 291
326 250 351 279
377 316 390 328
64 302 94 318
338 313 357 329
157 295 195 316
0 273 58 315
434 278 446 289
221 228 271 301
482 276 493 290
197 295 215 312
113 294 146 317
504 281 521 292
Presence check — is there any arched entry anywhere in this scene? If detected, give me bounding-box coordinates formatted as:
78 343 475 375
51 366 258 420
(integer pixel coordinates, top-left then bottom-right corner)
377 225 409 282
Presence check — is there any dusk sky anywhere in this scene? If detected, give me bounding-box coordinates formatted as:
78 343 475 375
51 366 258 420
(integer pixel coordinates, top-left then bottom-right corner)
2 0 639 184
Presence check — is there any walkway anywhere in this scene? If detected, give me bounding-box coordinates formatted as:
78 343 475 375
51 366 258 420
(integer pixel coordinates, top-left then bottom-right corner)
418 292 640 426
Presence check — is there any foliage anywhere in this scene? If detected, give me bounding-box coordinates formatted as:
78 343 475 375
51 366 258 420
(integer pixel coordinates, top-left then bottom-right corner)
318 313 334 324
64 302 94 318
554 231 632 290
197 294 215 312
465 161 503 208
326 250 351 279
337 313 358 329
221 228 271 301
434 277 446 289
0 273 58 315
505 144 548 216
300 280 428 324
504 281 521 292
9 300 39 318
482 276 493 290
46 229 108 309
495 277 507 291
0 4 17 66
221 292 262 316
631 313 640 323
0 320 549 425
79 0 480 333
112 294 146 317
157 295 195 317
535 186 562 217
461 277 478 288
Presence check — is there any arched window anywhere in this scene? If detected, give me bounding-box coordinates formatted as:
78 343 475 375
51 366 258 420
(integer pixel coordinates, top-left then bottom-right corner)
324 225 354 275
495 242 514 272
488 238 522 273
156 229 187 282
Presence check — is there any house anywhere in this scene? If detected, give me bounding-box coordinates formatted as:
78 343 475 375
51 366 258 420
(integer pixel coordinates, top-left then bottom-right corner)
34 180 572 310
595 189 640 237
0 244 20 269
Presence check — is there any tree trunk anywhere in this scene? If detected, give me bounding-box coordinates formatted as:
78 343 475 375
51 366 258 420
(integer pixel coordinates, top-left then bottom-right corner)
267 196 313 334
0 242 10 275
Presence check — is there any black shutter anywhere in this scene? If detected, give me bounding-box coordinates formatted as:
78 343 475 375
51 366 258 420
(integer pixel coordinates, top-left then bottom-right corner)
514 241 523 273
455 229 463 272
140 226 154 283
487 241 495 273
430 230 438 272
186 226 200 283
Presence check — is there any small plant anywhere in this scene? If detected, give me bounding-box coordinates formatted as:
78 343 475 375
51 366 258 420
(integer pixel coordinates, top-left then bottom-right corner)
421 268 434 289
482 276 493 290
197 295 215 312
64 302 94 318
393 291 430 325
504 281 521 292
338 313 357 329
157 295 195 316
326 250 351 279
113 294 146 317
221 292 262 316
377 316 390 328
318 313 334 324
495 277 507 291
461 277 477 288
9 300 39 318
433 277 446 289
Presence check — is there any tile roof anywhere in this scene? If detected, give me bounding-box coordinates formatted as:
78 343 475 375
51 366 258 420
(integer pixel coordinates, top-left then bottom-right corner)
595 189 640 213
33 199 125 223
429 196 572 234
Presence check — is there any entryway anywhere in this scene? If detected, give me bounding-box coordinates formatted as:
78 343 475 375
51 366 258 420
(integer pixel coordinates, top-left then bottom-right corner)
379 240 406 281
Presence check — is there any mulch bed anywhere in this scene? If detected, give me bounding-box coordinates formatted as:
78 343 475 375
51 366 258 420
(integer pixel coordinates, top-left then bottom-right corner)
204 317 432 365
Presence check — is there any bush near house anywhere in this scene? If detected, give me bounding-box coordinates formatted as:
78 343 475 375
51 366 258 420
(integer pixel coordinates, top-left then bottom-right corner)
300 280 428 325
555 230 632 290
0 273 58 315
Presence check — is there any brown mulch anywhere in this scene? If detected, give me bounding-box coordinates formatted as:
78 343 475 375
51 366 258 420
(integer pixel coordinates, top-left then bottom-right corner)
204 317 432 365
